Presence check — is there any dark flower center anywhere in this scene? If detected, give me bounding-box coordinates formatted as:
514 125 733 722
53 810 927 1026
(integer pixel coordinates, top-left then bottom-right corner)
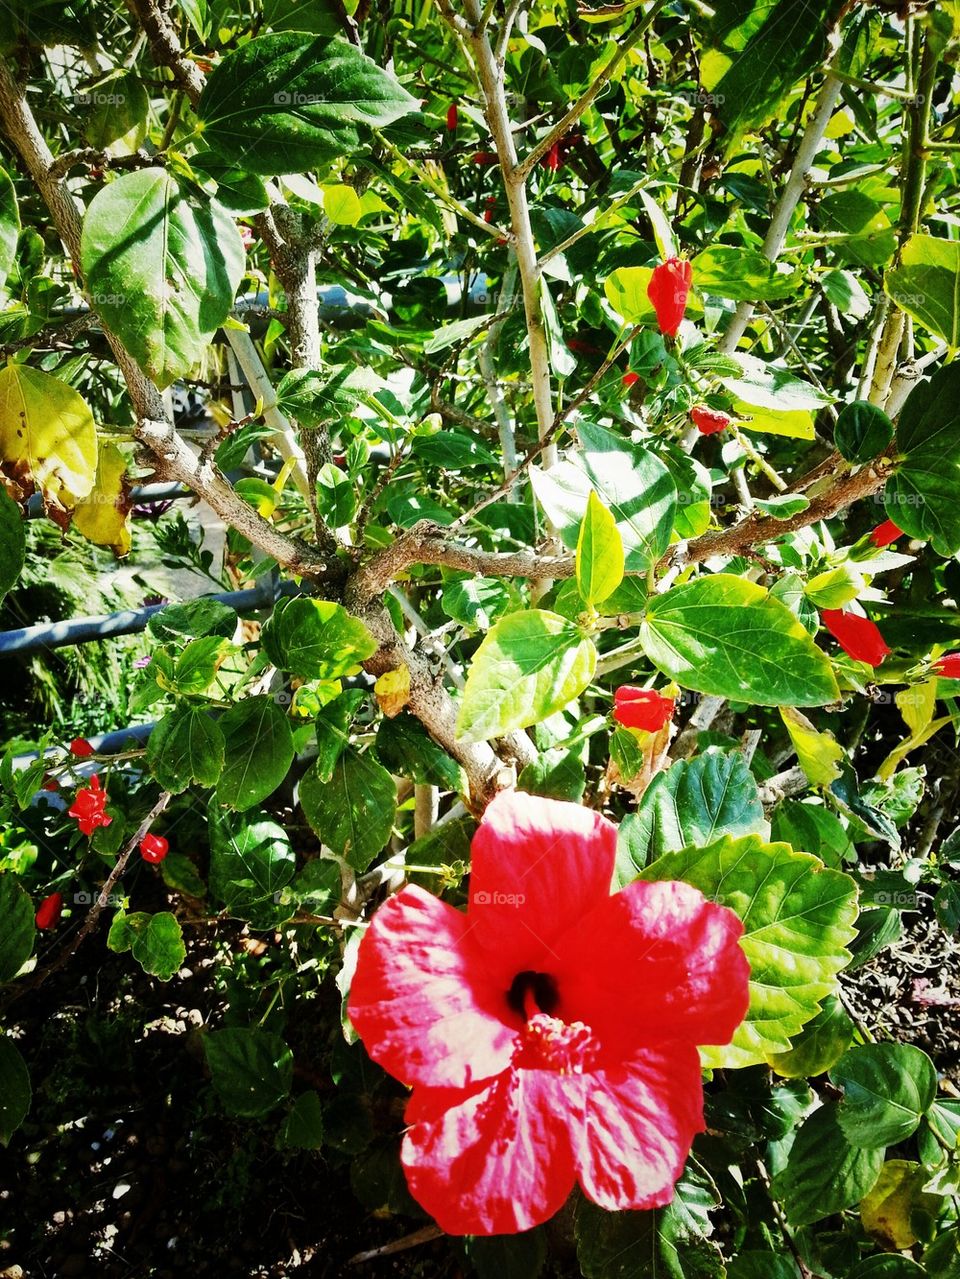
506 970 559 1019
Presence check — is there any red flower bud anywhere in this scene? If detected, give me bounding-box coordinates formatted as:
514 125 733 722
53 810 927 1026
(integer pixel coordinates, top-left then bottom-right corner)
933 652 960 679
542 142 561 171
690 406 731 436
647 257 692 338
613 686 676 732
446 103 458 131
470 151 498 165
35 891 63 930
869 518 903 548
42 775 59 792
622 372 640 389
821 609 890 667
69 738 94 758
140 833 170 864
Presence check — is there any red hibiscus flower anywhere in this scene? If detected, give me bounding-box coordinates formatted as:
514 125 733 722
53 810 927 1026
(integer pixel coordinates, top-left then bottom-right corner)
869 518 903 548
140 833 169 864
541 141 561 171
69 737 94 757
934 652 960 679
821 608 890 667
35 891 63 930
67 774 112 837
690 406 731 436
613 686 676 732
348 791 749 1235
647 257 692 338
446 103 458 131
622 371 640 388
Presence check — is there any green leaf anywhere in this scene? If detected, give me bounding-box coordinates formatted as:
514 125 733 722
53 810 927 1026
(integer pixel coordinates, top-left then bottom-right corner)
615 747 766 882
835 400 894 464
0 1035 30 1145
0 165 20 298
376 712 465 793
106 909 186 981
208 805 296 929
642 835 859 1067
196 34 418 175
753 494 810 520
518 747 587 802
154 635 231 696
276 1090 325 1149
412 429 499 470
203 1027 293 1118
702 0 846 150
604 265 656 324
718 354 834 440
886 362 960 556
146 597 237 641
160 852 207 899
0 363 97 508
576 491 624 606
641 574 840 707
766 995 855 1078
773 1103 883 1227
457 609 597 742
441 576 515 632
779 706 844 787
728 1257 801 1279
312 688 364 783
146 706 225 793
531 422 677 572
886 233 960 346
299 749 396 871
692 245 798 301
216 696 294 811
0 874 34 983
462 1230 547 1279
261 597 378 680
0 486 24 603
831 1043 938 1148
81 169 245 388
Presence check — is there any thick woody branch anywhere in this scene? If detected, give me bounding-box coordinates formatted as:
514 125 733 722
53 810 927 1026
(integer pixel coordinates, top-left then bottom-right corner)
126 0 206 101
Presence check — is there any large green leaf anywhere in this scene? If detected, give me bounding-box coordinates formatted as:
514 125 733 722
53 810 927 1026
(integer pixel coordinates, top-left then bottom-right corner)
766 995 855 1079
885 362 960 556
216 696 294 811
718 354 834 440
196 34 418 175
299 749 396 871
203 1026 293 1118
531 421 677 571
642 835 859 1067
457 609 597 742
692 245 798 301
0 486 23 604
773 1103 884 1227
886 234 960 346
702 0 845 149
208 805 296 929
146 706 225 793
0 874 35 983
831 1043 938 1149
641 574 840 707
0 1035 30 1146
261 597 377 681
81 168 245 388
616 747 766 881
0 165 19 298
0 364 97 509
107 910 186 981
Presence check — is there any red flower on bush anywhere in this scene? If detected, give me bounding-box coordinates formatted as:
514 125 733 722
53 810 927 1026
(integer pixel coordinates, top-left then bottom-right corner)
622 371 640 389
69 737 94 758
35 892 63 930
690 406 731 436
67 774 112 837
140 833 169 864
541 141 561 171
348 791 749 1235
647 257 692 338
821 608 890 667
613 686 676 732
446 103 458 131
869 518 903 548
934 653 960 679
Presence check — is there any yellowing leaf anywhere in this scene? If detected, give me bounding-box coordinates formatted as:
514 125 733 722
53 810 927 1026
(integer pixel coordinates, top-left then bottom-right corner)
860 1161 938 1250
898 679 936 736
322 184 362 226
604 267 655 324
780 706 844 787
73 443 132 555
374 666 411 719
0 363 97 509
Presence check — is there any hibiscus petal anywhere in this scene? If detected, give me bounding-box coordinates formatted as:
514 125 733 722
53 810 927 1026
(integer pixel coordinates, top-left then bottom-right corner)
402 1071 577 1234
348 885 518 1090
467 790 617 981
573 1044 704 1210
553 879 749 1054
